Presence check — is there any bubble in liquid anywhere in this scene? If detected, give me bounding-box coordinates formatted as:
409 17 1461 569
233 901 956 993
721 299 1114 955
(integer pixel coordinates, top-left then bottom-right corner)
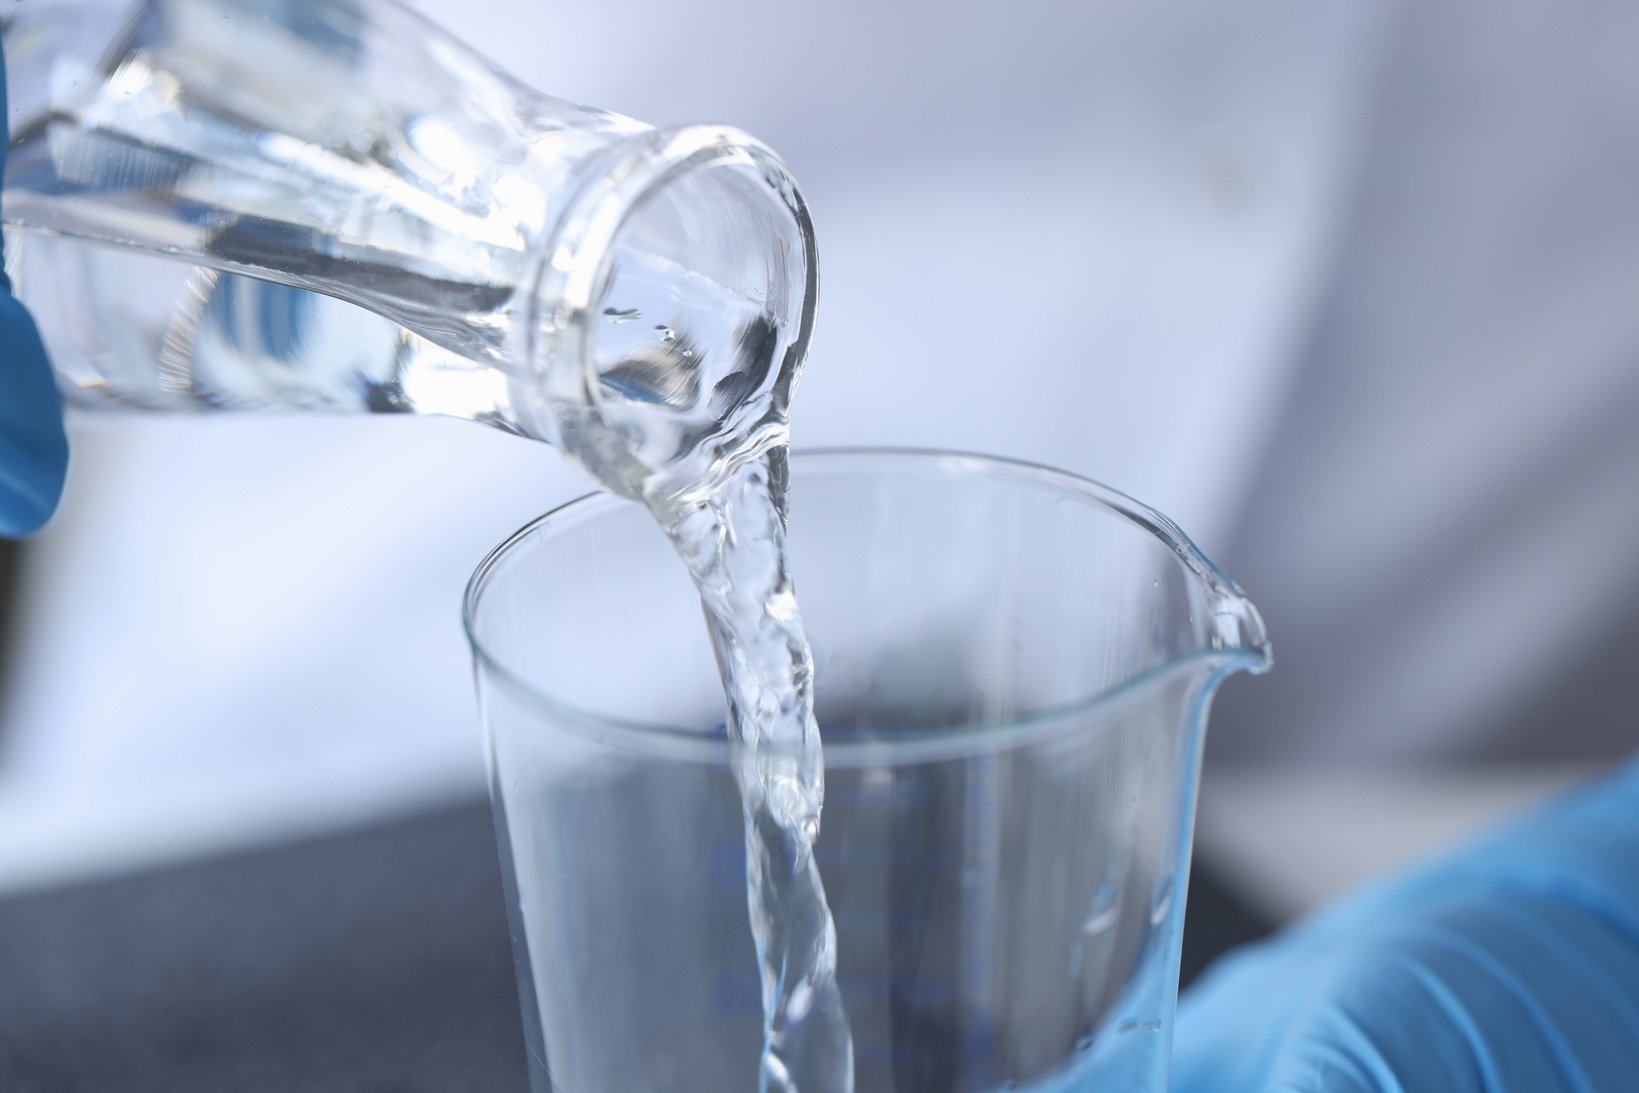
1082 882 1119 935
602 306 640 322
1149 875 1174 925
786 980 814 1020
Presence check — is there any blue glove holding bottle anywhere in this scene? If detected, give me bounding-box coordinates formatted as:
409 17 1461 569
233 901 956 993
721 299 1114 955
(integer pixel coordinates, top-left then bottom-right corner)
1 46 69 536
1172 755 1639 1092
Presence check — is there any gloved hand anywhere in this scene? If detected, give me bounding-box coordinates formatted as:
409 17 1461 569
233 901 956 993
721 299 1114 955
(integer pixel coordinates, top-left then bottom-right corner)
1172 755 1639 1092
0 46 69 536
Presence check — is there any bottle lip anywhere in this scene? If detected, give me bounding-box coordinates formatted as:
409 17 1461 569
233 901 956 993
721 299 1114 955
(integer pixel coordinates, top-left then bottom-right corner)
515 124 819 492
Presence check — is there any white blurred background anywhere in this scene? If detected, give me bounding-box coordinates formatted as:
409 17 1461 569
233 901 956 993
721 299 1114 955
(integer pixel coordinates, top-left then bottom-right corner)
4 0 1638 921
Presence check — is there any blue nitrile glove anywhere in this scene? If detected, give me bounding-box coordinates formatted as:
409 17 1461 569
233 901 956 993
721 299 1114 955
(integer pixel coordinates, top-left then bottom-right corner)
1172 755 1639 1093
0 46 70 536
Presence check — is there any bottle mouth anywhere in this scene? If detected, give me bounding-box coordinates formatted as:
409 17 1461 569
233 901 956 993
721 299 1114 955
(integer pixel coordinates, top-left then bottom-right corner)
520 126 818 500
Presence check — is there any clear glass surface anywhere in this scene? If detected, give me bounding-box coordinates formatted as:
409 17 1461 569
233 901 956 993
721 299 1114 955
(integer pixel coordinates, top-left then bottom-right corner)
464 449 1270 1093
2 0 814 497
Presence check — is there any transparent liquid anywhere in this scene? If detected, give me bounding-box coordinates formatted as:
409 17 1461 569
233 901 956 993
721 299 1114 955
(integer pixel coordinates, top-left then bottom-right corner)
589 290 854 1090
14 232 794 504
654 454 852 1093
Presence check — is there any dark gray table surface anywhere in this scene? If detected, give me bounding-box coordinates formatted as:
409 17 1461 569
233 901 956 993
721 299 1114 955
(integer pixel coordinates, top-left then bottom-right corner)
0 798 1270 1092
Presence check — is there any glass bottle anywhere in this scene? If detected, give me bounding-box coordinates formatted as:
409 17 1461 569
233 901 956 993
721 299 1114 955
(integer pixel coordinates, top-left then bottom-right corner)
1 0 816 496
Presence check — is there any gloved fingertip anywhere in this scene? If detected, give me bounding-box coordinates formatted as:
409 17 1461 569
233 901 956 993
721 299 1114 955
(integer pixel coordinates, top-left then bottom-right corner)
0 440 69 536
0 483 62 537
0 290 70 536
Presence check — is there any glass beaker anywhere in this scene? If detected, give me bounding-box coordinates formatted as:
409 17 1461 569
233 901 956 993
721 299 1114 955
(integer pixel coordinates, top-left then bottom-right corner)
1 0 814 497
464 449 1270 1092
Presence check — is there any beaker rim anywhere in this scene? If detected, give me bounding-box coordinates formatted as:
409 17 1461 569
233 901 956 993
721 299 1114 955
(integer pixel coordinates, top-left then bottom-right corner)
462 447 1271 765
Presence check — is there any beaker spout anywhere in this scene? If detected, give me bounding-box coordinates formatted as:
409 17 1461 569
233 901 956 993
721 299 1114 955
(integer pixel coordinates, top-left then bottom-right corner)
1209 589 1273 675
